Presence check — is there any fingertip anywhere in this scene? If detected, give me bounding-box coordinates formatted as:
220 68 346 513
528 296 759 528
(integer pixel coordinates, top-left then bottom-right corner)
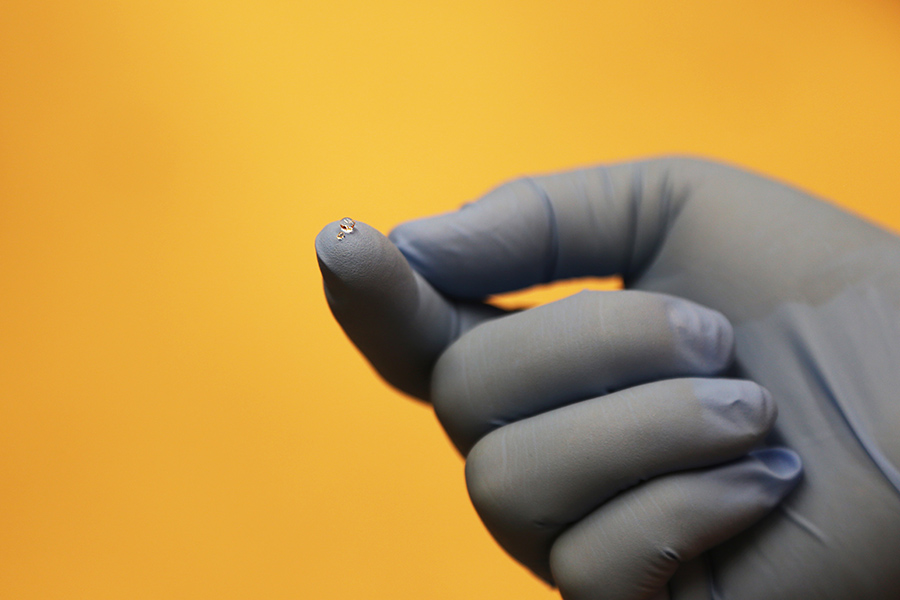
750 447 804 482
388 182 555 298
390 215 491 299
693 379 777 440
316 220 418 310
731 447 803 509
315 218 473 401
668 300 735 375
315 219 379 283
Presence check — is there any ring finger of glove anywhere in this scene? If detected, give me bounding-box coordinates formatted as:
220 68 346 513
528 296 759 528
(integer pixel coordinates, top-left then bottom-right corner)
549 449 802 600
465 377 776 581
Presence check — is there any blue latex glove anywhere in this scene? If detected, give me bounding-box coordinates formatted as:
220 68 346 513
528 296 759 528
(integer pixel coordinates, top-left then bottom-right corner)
316 157 900 599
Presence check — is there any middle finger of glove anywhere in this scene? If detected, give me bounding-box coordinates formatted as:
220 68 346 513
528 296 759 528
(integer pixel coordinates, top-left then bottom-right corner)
431 290 734 454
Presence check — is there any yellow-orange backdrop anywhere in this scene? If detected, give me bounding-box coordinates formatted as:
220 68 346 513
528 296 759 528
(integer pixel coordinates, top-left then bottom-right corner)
3 1 900 598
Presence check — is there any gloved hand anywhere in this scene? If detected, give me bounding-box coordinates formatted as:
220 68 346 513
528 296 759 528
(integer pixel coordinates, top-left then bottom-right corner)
315 157 900 599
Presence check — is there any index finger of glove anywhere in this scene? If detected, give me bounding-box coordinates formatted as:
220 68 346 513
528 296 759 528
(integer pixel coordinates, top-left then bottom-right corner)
389 157 722 299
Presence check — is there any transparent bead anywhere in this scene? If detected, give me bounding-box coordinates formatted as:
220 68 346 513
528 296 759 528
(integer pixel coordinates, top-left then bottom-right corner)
336 217 355 240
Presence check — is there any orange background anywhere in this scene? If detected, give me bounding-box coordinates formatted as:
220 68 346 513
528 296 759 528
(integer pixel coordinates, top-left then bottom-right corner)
2 1 900 598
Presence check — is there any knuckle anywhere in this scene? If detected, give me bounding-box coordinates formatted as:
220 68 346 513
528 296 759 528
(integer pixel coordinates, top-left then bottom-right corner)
431 341 482 453
430 344 463 414
550 535 600 600
728 381 777 437
658 545 682 564
655 155 727 179
656 154 710 171
431 323 524 455
466 428 553 528
464 432 509 518
663 297 734 373
482 175 541 207
739 382 775 433
694 379 777 443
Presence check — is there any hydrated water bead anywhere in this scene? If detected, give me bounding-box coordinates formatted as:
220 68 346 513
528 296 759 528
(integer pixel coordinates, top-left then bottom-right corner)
337 217 356 240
